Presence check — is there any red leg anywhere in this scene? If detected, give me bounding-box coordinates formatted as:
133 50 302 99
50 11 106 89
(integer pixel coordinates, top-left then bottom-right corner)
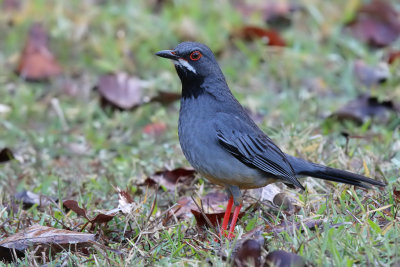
220 196 234 237
227 204 242 239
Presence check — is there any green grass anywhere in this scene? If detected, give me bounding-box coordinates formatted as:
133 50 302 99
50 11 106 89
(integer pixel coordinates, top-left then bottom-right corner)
1 0 400 265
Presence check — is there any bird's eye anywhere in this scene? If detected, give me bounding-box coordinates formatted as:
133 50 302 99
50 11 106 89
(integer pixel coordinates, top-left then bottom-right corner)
190 50 202 61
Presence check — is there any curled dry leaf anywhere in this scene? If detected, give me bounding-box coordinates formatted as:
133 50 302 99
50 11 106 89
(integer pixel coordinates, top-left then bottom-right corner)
346 0 400 47
117 188 135 214
14 190 56 209
236 26 286 47
63 200 115 230
233 239 262 267
265 250 305 267
97 72 147 110
16 23 62 81
63 200 88 218
0 224 95 256
0 148 15 163
330 94 400 125
354 60 390 86
145 167 196 191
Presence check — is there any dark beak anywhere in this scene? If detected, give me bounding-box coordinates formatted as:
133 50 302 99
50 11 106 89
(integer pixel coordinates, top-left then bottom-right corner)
155 50 179 60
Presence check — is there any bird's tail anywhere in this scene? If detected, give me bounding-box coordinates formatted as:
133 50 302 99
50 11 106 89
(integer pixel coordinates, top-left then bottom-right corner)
285 155 386 188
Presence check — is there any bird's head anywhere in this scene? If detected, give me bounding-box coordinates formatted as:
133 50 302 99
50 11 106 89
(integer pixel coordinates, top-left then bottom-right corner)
156 42 223 86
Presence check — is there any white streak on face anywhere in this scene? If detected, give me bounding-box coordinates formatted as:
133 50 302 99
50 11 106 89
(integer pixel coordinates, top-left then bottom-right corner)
173 59 196 74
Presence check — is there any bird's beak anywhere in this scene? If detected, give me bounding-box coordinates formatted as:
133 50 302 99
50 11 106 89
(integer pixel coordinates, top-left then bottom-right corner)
155 50 179 60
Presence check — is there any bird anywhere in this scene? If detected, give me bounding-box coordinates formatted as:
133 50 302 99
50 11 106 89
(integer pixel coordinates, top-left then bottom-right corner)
155 42 386 239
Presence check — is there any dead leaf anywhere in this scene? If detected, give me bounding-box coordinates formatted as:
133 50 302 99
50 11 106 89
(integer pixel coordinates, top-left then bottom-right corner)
233 239 262 267
117 188 135 214
265 250 305 267
165 191 229 225
387 50 400 64
16 23 62 81
63 200 88 219
145 168 196 191
0 225 95 256
97 72 147 110
143 122 167 137
330 94 399 125
150 91 181 105
236 26 286 46
191 209 230 228
63 200 116 230
0 245 25 263
354 60 390 86
346 0 400 47
14 190 56 209
393 188 400 203
0 148 14 163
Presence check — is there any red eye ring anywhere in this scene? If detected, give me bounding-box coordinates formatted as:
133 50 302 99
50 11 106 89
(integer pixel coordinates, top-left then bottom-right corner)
190 50 202 61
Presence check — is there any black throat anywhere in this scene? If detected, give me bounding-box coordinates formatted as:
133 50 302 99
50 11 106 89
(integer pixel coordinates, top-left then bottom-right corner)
176 66 205 100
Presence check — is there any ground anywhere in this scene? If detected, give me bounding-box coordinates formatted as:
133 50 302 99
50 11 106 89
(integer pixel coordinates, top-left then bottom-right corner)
0 0 399 266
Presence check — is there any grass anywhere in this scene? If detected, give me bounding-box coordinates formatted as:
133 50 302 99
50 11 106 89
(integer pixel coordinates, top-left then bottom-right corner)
0 0 400 265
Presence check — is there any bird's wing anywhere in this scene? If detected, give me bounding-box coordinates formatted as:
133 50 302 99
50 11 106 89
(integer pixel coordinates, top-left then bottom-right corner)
214 113 304 189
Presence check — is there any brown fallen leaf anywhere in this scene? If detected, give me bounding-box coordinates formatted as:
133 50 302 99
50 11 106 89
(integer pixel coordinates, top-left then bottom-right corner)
63 200 89 218
143 122 167 137
150 90 181 105
191 209 237 228
164 191 229 225
233 239 262 267
0 148 14 163
0 225 95 256
265 250 305 267
63 200 116 230
16 23 62 81
346 0 400 47
354 60 390 86
387 50 400 64
14 190 56 209
236 26 286 47
97 72 147 110
330 94 399 125
393 188 400 204
145 167 196 191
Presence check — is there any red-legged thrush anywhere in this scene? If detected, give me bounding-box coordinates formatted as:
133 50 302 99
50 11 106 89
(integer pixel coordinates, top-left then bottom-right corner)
156 42 386 239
